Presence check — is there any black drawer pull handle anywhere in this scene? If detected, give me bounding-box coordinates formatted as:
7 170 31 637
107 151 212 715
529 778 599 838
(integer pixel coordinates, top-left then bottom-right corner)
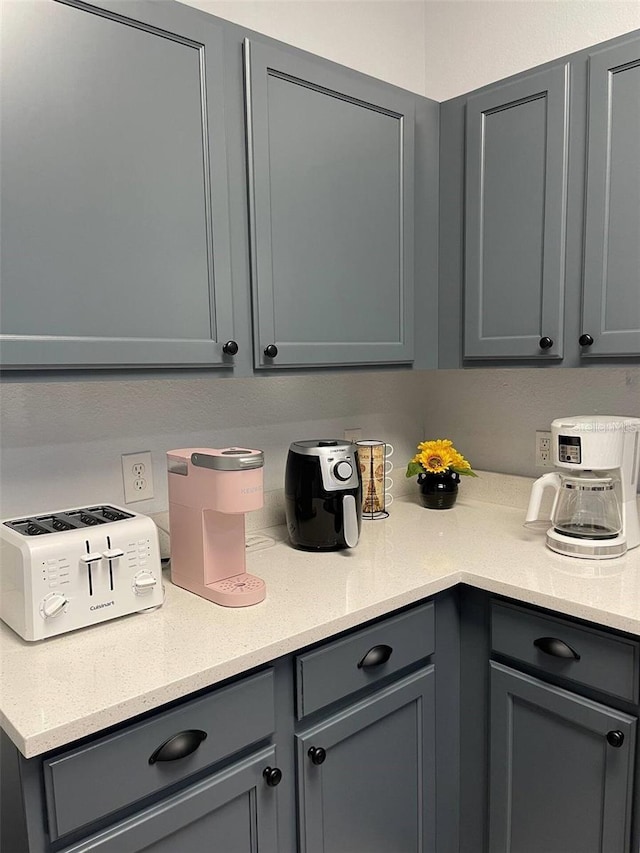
149 729 207 764
533 637 580 661
607 730 624 748
358 644 393 669
358 645 393 669
308 746 327 765
263 766 283 787
539 336 554 350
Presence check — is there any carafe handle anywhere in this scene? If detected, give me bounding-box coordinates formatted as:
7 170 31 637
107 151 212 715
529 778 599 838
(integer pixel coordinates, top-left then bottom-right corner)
525 472 561 524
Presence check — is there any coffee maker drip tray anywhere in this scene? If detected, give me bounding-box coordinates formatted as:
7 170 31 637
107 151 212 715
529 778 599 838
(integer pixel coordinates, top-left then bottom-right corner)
546 529 627 560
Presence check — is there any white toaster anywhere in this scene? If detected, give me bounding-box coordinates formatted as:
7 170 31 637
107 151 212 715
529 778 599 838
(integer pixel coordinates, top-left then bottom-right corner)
0 504 164 641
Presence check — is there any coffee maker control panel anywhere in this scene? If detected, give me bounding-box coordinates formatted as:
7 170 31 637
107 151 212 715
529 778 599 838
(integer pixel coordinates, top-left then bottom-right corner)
558 435 581 465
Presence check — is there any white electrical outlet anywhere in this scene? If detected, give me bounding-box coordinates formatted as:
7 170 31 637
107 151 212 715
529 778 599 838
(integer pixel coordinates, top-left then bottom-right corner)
344 428 362 443
535 431 553 468
122 451 154 503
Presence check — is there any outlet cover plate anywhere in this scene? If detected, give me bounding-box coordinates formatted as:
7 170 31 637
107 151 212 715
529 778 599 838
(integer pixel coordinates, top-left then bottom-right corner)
344 428 362 443
122 451 154 503
535 431 553 468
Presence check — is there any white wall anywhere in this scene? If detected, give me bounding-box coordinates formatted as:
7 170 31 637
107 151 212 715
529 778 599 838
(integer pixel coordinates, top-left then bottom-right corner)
181 0 429 94
2 368 639 519
181 0 640 100
423 0 640 100
0 373 424 518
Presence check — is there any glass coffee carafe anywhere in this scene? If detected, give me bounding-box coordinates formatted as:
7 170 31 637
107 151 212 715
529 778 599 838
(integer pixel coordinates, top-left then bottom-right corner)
552 476 622 540
525 470 625 558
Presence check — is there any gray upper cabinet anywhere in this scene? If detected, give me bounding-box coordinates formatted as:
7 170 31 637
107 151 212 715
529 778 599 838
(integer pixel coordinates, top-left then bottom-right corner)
0 0 235 369
581 36 640 357
464 64 570 360
244 39 415 368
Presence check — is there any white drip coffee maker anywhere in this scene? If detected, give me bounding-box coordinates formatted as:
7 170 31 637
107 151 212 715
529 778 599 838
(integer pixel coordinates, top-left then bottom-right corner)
525 416 640 559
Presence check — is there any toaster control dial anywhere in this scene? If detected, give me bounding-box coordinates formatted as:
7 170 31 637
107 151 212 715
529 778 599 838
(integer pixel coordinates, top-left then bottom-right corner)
40 593 68 619
133 571 158 595
333 460 353 481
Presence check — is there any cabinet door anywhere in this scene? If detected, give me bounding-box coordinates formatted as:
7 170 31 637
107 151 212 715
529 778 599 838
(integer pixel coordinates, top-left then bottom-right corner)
244 39 415 368
464 65 570 359
61 746 279 853
0 0 234 369
296 666 435 853
489 662 636 853
582 36 640 357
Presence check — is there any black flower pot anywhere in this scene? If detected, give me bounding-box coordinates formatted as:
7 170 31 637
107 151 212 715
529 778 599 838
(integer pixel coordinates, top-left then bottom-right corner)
418 471 459 509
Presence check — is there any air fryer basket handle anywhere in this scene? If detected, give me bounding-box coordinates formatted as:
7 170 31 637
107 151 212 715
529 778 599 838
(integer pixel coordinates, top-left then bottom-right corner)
343 494 359 547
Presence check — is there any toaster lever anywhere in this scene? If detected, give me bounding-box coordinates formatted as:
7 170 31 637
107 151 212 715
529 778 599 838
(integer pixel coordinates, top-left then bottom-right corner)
80 552 103 564
103 548 124 560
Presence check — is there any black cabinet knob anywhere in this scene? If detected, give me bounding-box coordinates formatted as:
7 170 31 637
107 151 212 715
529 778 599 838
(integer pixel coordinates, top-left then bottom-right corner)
539 337 554 350
264 344 278 359
308 746 327 765
263 766 283 787
607 730 625 748
222 340 239 355
579 334 594 347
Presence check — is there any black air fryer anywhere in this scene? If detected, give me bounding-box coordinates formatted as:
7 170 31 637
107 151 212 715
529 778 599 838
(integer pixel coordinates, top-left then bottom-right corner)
285 440 362 550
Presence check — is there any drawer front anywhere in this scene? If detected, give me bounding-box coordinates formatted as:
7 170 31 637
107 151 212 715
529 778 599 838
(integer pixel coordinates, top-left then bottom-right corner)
491 601 639 702
43 669 274 840
296 601 434 718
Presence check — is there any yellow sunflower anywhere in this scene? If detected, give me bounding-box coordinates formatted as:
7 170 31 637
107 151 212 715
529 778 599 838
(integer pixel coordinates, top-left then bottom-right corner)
414 439 455 474
406 439 477 479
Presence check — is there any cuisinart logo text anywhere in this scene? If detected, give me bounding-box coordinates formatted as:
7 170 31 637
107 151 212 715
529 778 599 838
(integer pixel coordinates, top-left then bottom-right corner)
240 486 262 495
90 600 115 612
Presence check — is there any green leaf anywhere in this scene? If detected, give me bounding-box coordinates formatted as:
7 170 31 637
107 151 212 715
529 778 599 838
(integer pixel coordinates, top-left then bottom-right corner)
452 467 478 477
405 461 423 478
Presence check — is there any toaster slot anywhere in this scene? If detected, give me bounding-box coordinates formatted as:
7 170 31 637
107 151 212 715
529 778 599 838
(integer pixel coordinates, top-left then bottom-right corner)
94 506 133 523
36 515 77 533
67 510 106 527
4 518 51 536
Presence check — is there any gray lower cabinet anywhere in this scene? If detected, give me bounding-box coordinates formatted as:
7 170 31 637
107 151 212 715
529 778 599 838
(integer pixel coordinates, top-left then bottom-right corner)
464 64 570 360
581 36 640 358
296 667 436 853
61 746 279 853
0 0 236 370
489 661 637 853
244 38 416 369
0 601 437 853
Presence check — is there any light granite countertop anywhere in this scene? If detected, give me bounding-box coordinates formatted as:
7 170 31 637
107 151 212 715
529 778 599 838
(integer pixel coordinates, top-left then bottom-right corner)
2 485 639 758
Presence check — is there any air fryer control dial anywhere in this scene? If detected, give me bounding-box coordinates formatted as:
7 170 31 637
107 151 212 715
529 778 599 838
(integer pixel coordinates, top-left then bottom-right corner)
333 461 353 481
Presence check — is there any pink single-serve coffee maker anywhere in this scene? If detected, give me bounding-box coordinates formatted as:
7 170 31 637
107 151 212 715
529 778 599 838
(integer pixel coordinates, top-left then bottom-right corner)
166 447 266 607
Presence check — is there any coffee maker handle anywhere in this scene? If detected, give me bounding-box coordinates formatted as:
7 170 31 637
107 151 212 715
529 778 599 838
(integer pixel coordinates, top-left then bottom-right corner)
525 472 561 524
343 494 359 548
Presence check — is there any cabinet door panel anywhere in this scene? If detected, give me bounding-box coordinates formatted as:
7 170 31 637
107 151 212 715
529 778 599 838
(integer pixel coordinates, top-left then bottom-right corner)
62 746 279 853
0 0 233 368
582 37 640 356
489 662 636 853
296 666 435 853
245 39 415 368
464 65 569 359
